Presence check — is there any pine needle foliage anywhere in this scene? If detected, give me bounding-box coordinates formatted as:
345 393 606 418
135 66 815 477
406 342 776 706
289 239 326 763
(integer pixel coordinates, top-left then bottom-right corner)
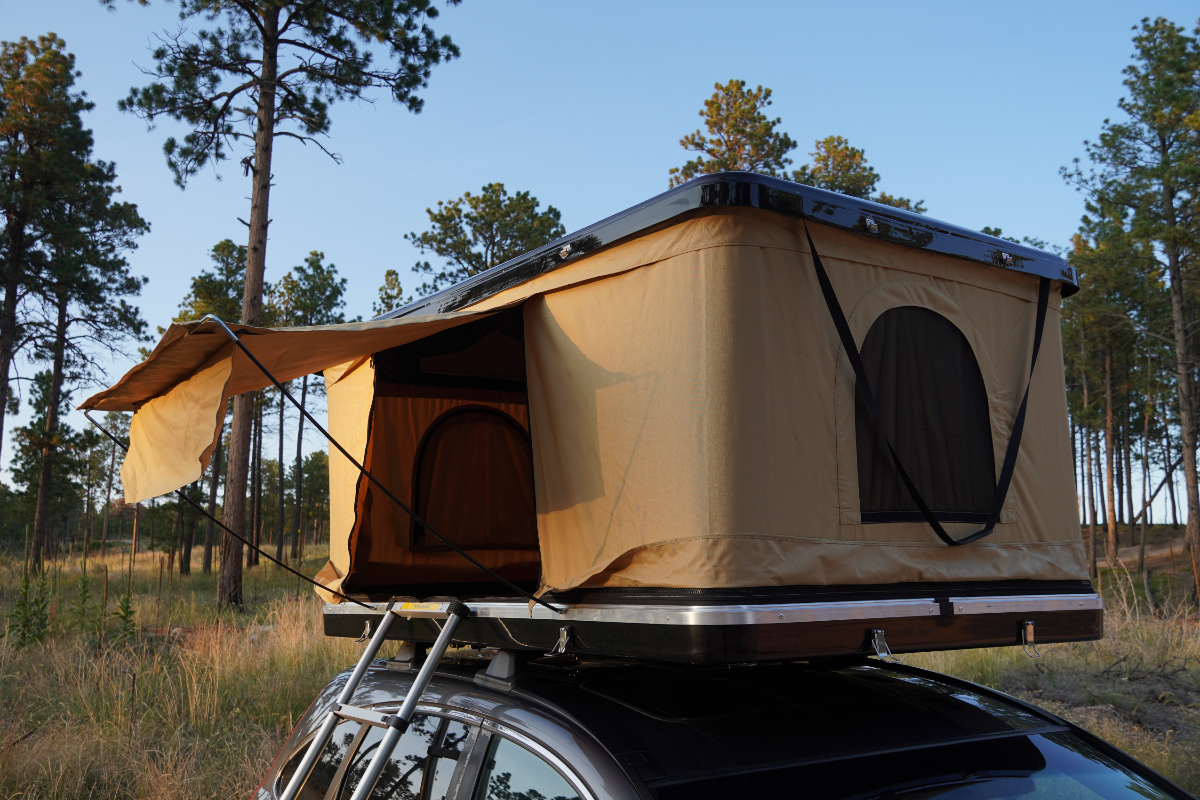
669 79 796 186
407 183 566 297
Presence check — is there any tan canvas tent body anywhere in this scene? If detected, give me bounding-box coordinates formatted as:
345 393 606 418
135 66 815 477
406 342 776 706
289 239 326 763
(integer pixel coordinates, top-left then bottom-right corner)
83 173 1100 662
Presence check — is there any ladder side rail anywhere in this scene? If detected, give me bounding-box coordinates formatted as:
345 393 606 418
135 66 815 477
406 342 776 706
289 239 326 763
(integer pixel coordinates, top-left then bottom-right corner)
348 604 470 800
279 602 400 800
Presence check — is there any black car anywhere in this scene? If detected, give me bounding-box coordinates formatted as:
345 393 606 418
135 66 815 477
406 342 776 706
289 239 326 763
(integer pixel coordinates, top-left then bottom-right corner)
258 652 1192 800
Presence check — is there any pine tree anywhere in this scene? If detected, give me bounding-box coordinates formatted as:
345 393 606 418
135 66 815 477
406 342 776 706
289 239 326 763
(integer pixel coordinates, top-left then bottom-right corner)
669 80 796 186
0 35 97 465
374 269 411 316
1062 17 1200 597
110 0 461 607
792 136 925 212
407 183 566 296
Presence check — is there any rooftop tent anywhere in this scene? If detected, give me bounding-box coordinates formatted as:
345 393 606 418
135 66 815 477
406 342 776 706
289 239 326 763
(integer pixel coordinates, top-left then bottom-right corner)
327 184 1087 601
82 173 1090 619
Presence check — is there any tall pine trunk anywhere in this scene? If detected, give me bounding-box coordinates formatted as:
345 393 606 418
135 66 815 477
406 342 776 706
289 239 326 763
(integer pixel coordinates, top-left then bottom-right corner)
1104 350 1120 568
1163 400 1179 530
1081 332 1097 578
1139 394 1150 574
275 386 286 564
1123 401 1135 548
291 374 309 561
1085 424 1097 578
100 436 116 556
1161 174 1200 599
171 502 183 571
83 440 95 571
248 396 261 568
219 8 279 607
182 481 198 576
0 221 26 467
30 291 69 572
203 412 225 573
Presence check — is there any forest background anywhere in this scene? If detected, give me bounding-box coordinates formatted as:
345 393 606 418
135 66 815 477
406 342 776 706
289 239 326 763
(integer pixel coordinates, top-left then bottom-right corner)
5 3 1200 797
2 0 1199 602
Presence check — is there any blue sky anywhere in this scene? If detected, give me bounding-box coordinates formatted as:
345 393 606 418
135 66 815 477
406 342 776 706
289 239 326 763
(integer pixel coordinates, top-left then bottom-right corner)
2 0 1198 494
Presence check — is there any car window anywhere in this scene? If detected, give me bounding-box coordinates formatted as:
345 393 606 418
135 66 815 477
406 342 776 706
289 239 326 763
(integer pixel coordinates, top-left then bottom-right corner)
472 735 581 800
653 731 1180 800
278 719 363 800
277 713 471 800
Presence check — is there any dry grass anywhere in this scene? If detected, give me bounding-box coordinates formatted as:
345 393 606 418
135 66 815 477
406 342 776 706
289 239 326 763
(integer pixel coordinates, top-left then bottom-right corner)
3 546 1199 797
0 546 366 800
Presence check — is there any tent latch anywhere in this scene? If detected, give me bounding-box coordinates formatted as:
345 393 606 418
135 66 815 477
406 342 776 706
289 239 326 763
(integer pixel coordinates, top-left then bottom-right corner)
1021 620 1041 658
870 629 900 663
547 626 572 656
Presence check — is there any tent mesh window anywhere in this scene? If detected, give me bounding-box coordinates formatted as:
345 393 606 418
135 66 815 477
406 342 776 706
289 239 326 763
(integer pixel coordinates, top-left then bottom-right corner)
411 406 537 551
855 306 995 523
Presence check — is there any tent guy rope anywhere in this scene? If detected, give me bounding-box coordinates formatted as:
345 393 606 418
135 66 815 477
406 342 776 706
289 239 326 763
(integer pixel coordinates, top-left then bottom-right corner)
83 409 375 610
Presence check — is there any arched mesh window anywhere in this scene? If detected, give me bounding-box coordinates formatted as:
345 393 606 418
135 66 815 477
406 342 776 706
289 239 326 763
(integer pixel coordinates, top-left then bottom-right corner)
856 307 995 523
412 407 538 550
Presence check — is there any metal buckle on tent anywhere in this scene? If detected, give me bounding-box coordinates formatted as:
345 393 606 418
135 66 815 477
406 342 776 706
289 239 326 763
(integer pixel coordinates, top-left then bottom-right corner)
547 626 572 656
354 621 372 644
1021 620 1041 658
870 629 900 663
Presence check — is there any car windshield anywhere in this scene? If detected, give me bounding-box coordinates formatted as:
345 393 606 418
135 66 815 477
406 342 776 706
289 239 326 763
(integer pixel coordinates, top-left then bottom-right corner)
653 731 1178 800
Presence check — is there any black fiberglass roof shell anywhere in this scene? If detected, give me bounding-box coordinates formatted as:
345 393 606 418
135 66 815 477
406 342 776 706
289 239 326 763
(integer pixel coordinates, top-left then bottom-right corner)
377 172 1078 321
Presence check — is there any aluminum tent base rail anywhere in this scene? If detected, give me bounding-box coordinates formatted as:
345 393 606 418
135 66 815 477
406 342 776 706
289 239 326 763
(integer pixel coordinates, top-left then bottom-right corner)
323 593 1103 663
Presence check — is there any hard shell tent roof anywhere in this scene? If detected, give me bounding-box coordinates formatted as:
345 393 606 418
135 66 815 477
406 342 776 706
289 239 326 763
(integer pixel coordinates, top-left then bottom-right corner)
81 173 1088 607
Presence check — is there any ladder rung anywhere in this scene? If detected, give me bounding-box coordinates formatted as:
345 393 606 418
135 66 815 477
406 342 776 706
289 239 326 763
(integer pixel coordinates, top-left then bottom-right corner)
391 601 461 620
334 704 392 728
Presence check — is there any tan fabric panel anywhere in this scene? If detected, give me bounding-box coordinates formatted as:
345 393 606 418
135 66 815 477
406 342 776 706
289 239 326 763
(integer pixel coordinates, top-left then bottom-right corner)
526 212 1086 591
85 309 499 510
79 309 501 412
120 354 233 504
834 280 1016 525
464 208 1064 317
324 357 376 584
345 384 539 590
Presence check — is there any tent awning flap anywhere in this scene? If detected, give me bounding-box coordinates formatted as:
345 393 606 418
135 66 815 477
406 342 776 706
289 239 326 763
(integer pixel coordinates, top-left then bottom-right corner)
84 309 500 503
120 353 233 503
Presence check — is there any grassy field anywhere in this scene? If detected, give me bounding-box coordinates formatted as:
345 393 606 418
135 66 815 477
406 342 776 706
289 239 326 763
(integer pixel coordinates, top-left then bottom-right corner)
1 535 1199 799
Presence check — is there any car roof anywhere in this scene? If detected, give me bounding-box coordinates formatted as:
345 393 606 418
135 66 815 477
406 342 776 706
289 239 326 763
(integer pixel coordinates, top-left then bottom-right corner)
501 657 1060 786
374 172 1077 322
320 655 1063 791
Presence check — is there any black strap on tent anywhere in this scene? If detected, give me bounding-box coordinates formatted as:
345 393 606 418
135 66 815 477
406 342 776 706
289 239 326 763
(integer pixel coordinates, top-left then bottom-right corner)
192 315 565 614
802 221 1051 546
83 410 375 610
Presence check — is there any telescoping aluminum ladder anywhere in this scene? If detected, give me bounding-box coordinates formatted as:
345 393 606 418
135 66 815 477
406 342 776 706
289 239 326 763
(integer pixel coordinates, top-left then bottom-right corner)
278 600 470 800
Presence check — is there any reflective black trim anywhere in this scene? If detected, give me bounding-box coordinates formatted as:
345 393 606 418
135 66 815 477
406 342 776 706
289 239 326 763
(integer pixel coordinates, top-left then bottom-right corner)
375 172 1077 320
